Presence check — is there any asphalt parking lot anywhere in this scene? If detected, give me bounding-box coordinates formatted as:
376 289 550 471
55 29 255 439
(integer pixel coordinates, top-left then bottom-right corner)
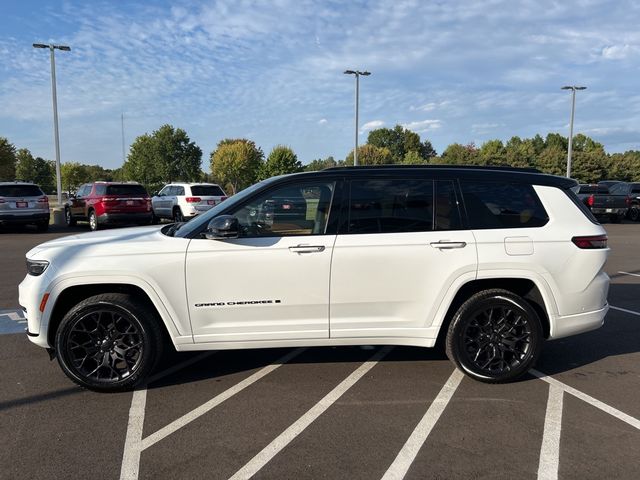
1 223 639 479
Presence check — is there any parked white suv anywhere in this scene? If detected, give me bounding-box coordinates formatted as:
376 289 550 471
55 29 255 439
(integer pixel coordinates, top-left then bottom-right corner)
19 166 610 392
152 183 227 222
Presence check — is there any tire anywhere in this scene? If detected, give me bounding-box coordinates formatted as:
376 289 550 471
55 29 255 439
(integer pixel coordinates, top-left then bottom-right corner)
629 205 640 222
65 207 76 227
173 207 184 223
88 209 100 231
55 293 164 392
151 212 159 225
445 289 543 383
35 220 49 232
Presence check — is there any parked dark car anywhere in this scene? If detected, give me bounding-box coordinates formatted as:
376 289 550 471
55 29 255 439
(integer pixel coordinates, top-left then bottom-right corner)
576 184 609 207
65 182 153 231
588 181 638 222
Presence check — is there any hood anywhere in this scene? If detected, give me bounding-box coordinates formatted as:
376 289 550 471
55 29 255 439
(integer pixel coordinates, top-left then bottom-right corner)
26 225 183 260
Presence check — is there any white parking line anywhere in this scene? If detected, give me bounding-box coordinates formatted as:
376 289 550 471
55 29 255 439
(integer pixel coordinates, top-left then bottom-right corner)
537 384 564 480
618 271 640 278
381 369 464 480
531 370 640 431
610 305 640 317
229 346 394 480
141 347 306 451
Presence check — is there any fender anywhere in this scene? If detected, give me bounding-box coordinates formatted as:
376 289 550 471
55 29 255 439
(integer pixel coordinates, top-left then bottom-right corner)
39 273 194 349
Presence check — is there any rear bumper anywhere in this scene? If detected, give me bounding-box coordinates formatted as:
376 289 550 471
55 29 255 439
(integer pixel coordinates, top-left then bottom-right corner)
592 207 627 216
549 303 608 339
98 212 152 224
0 212 49 224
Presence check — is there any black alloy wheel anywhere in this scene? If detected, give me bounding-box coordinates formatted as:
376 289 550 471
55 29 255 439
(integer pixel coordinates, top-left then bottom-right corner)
173 207 184 223
629 206 640 222
446 289 543 383
55 294 163 392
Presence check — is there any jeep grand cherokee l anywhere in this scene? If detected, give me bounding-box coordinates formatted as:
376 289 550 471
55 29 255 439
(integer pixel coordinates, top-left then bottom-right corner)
20 166 610 392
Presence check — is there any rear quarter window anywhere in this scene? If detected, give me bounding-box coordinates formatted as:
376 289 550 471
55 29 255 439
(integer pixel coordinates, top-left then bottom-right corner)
0 185 44 197
460 181 549 229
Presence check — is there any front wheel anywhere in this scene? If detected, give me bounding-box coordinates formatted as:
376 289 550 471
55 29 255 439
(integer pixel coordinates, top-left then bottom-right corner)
55 293 164 392
445 289 543 383
65 207 76 227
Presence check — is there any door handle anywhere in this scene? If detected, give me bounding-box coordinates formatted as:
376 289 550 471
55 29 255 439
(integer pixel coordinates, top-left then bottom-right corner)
430 241 467 249
289 245 325 253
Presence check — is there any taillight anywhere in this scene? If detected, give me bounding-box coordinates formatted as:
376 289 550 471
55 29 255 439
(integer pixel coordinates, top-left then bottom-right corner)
587 195 594 207
572 235 608 249
220 196 227 202
185 197 201 203
625 197 631 207
37 196 49 204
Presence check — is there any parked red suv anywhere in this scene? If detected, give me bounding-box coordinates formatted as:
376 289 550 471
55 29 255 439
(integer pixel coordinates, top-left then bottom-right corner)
65 182 153 231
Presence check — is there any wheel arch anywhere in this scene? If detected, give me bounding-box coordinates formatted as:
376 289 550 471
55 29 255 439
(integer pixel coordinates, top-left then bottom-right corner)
434 276 555 346
45 279 186 350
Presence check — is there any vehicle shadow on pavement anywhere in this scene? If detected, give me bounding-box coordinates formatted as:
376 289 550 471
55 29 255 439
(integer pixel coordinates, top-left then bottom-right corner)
148 345 449 391
536 283 640 376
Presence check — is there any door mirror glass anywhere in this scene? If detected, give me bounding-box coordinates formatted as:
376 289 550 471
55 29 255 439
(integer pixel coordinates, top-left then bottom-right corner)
205 215 239 240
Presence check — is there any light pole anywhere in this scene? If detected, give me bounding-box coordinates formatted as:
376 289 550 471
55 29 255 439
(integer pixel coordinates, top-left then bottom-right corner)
33 43 71 205
344 70 370 166
561 85 586 178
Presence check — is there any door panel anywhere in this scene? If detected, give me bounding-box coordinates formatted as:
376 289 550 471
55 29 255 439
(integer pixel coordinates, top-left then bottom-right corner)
329 231 477 338
186 235 335 342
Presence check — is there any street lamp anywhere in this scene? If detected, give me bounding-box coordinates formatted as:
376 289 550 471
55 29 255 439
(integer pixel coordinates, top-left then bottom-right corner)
561 85 586 178
344 70 371 166
33 43 71 205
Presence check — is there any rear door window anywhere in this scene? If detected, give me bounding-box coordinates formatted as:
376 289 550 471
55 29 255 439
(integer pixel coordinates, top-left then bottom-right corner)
348 179 434 234
105 184 148 196
460 181 548 229
191 185 225 196
0 185 44 197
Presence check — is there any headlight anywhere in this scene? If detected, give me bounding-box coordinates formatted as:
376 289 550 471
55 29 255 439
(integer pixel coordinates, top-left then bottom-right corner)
26 259 49 276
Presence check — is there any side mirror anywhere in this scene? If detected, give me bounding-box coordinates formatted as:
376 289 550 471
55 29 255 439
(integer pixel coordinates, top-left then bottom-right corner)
205 215 239 240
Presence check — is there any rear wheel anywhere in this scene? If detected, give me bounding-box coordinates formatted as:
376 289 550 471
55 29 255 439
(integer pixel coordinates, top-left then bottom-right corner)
173 207 184 223
55 293 163 392
65 207 76 227
629 205 640 222
88 209 99 231
445 289 543 383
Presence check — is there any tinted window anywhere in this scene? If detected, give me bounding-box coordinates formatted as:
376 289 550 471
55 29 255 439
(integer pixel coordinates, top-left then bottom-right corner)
461 181 548 229
348 179 433 234
231 182 334 237
191 185 225 196
577 185 608 194
105 184 147 196
631 184 640 194
0 185 44 197
435 181 462 231
95 184 106 195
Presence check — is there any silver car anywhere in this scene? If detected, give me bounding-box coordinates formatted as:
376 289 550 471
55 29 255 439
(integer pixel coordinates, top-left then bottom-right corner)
0 182 50 231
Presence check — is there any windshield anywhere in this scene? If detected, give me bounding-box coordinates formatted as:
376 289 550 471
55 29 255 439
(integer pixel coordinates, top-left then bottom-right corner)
172 178 276 238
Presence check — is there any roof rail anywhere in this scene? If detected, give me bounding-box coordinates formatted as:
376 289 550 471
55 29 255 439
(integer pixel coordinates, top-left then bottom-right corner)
322 164 541 173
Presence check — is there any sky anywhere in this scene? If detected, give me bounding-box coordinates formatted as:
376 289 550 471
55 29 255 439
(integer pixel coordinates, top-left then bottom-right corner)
1 0 639 170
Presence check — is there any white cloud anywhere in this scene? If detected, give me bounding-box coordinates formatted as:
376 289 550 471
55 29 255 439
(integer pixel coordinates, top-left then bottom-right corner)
402 119 442 133
410 101 450 112
600 44 637 60
318 118 328 125
360 120 385 133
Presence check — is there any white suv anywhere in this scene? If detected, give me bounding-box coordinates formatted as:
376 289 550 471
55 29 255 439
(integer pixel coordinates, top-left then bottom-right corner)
19 166 610 392
151 183 227 222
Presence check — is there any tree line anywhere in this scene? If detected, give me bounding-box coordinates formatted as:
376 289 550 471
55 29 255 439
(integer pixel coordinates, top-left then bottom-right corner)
2 124 639 196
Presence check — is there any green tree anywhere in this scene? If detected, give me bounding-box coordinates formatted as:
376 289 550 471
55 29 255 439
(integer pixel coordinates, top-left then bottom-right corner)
478 139 507 165
400 150 428 165
15 149 56 193
344 144 393 166
0 137 17 181
154 124 202 183
123 134 164 192
535 146 565 176
15 148 36 181
367 125 436 163
441 143 479 165
210 139 264 194
545 133 567 151
305 156 338 171
61 162 91 193
260 145 303 180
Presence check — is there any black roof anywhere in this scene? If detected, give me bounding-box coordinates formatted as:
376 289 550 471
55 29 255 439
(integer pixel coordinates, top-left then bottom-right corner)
286 165 577 189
